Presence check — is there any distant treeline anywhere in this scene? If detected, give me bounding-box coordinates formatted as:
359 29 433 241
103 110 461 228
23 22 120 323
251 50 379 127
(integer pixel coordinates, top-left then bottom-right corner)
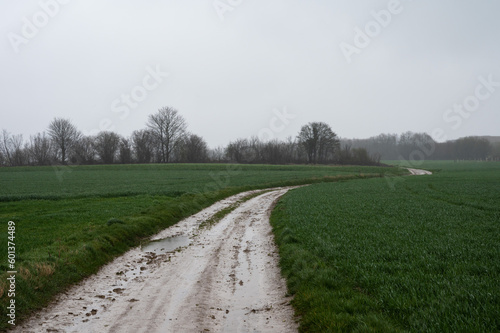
0 107 378 167
342 132 500 162
1 107 498 167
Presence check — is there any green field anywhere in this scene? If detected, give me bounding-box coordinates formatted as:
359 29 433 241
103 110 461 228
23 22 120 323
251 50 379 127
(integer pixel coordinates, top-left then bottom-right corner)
0 163 402 330
3 162 497 332
271 161 500 332
0 164 396 201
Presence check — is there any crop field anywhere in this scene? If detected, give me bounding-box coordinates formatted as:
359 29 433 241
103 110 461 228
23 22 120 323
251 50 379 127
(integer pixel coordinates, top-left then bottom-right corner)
271 161 500 332
0 163 398 201
0 163 403 330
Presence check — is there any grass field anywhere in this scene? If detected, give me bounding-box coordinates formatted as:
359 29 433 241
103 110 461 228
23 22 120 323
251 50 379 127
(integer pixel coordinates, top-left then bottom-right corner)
0 163 397 201
270 161 500 332
0 163 403 330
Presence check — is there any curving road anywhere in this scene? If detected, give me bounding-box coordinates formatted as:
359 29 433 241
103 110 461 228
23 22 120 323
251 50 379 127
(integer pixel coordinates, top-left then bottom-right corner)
14 189 299 333
407 168 432 175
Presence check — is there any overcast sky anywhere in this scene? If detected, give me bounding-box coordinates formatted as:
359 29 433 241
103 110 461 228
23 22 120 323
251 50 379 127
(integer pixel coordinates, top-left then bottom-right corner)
1 0 499 147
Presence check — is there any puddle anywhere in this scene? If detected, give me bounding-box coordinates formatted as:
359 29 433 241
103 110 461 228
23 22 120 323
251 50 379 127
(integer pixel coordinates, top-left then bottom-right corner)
142 235 190 254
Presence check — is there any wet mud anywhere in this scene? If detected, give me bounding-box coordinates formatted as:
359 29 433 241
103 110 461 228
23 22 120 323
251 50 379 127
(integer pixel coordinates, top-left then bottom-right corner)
14 188 299 333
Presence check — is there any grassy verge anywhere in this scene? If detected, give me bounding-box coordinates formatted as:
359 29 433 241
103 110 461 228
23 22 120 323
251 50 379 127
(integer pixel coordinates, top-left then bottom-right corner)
0 164 405 330
270 161 500 332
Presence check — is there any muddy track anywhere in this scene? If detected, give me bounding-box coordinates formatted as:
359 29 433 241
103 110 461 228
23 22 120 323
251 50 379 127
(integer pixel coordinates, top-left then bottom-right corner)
14 188 299 333
407 168 432 175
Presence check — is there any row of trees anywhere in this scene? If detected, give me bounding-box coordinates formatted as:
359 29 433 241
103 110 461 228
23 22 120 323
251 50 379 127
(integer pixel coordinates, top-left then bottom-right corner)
0 107 382 167
3 106 496 167
343 132 499 161
224 122 352 164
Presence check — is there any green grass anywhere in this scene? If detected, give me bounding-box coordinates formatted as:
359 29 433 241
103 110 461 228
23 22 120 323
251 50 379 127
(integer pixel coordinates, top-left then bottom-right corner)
0 163 399 201
0 163 404 330
271 161 500 332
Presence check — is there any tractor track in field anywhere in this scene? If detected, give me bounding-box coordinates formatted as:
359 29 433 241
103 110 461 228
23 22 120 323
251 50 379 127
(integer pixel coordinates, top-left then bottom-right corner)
13 188 299 333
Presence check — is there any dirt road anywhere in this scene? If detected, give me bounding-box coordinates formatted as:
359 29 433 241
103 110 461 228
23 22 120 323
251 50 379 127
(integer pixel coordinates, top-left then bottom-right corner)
15 188 299 333
407 168 432 175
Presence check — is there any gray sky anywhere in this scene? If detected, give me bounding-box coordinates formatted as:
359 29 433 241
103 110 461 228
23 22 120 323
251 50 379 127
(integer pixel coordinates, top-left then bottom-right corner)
1 0 499 147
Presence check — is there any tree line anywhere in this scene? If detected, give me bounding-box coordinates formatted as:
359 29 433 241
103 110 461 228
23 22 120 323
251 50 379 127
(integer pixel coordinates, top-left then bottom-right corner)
1 107 497 167
1 107 375 167
342 132 499 161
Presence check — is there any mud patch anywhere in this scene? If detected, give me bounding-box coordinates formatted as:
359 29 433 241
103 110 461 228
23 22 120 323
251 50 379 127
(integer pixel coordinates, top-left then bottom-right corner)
141 235 190 254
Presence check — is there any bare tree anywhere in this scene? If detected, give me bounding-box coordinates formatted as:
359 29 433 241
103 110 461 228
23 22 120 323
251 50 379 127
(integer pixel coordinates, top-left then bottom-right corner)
72 136 96 164
297 122 339 164
118 137 132 164
208 146 226 163
177 134 209 163
147 107 187 163
226 137 265 164
93 131 121 164
1 130 13 166
225 138 248 163
258 137 300 164
261 139 284 164
28 132 53 166
47 118 81 164
247 136 263 163
282 136 298 164
0 130 27 166
132 129 155 163
10 134 26 166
